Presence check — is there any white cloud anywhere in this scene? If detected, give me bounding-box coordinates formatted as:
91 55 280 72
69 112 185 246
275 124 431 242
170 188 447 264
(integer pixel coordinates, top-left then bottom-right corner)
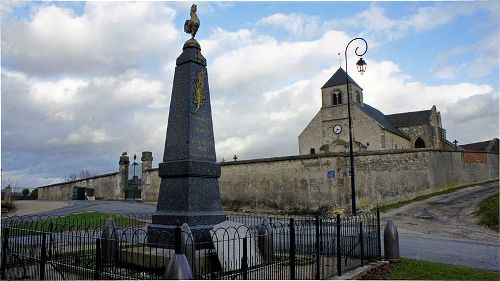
257 13 321 38
2 2 180 76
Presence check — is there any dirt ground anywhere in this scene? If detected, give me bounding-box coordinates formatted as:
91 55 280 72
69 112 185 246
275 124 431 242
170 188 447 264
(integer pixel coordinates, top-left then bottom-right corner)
381 182 499 243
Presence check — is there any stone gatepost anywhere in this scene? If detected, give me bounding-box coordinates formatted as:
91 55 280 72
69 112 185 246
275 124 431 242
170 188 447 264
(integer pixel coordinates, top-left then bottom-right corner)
148 6 225 246
141 151 153 201
118 152 130 200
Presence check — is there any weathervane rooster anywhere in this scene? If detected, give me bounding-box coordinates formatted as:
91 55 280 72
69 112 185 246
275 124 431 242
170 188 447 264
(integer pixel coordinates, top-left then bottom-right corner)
184 4 200 39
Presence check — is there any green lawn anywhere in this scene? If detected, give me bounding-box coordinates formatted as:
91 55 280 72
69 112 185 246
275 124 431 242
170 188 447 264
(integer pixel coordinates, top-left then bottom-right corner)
7 211 145 235
474 192 499 231
386 258 500 280
375 178 499 212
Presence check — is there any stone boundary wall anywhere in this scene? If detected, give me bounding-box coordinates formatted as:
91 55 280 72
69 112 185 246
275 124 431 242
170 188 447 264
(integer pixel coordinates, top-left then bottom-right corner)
38 172 120 200
140 149 498 212
38 150 498 212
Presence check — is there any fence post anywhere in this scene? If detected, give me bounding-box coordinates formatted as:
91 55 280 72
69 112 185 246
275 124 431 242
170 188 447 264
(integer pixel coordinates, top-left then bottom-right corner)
40 232 47 280
336 214 341 277
376 208 382 260
289 218 296 280
315 216 320 280
359 221 364 266
48 222 53 260
1 228 9 280
241 237 248 280
94 238 101 280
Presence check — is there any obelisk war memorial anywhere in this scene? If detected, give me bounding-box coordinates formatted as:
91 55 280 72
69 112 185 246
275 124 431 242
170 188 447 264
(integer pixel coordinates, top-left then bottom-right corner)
148 4 225 243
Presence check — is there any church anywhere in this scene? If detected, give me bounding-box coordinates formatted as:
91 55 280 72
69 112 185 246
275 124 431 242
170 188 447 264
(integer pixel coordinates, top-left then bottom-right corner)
299 68 455 155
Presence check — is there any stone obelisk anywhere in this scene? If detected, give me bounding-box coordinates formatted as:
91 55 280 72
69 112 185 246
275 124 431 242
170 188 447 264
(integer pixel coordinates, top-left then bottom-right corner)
148 4 225 244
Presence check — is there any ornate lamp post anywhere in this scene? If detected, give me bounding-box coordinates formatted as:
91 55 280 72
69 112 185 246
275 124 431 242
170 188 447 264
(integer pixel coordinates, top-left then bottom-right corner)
344 37 367 215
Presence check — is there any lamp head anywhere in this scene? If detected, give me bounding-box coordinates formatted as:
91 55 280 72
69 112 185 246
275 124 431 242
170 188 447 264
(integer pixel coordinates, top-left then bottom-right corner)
356 57 367 75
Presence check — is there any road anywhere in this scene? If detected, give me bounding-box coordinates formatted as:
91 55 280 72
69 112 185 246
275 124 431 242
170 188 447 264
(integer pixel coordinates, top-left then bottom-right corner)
4 200 157 218
398 233 499 272
381 182 499 272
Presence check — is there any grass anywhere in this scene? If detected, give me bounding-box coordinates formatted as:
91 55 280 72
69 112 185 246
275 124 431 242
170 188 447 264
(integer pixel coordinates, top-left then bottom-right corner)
386 258 500 280
375 178 499 212
8 211 145 235
474 192 499 231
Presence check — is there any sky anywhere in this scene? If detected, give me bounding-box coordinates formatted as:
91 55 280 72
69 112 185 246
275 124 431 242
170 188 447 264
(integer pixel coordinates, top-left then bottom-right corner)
1 1 499 189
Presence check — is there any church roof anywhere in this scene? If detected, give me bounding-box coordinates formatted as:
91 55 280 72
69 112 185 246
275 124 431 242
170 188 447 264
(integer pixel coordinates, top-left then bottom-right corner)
321 68 362 89
360 104 410 140
385 110 431 128
460 138 499 153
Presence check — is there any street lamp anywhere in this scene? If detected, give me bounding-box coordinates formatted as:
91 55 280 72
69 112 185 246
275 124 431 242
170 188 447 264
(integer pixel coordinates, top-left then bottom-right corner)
344 37 368 215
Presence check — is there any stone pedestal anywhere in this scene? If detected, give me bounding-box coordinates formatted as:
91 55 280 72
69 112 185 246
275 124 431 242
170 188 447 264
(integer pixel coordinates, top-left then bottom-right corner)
148 41 225 246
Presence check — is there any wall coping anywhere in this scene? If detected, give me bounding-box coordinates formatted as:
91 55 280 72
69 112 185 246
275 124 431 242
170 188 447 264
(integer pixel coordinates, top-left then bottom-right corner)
37 172 119 189
219 149 498 166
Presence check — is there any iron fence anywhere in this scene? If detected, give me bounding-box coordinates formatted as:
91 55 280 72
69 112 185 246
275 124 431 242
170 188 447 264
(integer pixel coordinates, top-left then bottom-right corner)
0 211 381 280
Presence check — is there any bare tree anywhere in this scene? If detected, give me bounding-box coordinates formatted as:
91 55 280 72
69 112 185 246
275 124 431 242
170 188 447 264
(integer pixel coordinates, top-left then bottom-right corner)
78 169 97 179
65 174 78 182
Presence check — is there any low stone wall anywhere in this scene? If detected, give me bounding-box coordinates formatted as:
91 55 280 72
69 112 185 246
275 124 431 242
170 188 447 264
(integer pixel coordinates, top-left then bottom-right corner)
38 172 120 200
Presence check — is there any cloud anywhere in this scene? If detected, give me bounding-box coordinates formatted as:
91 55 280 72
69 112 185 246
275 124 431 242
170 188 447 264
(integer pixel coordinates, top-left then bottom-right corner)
2 2 180 77
328 2 495 46
1 69 170 184
256 13 321 38
431 32 499 80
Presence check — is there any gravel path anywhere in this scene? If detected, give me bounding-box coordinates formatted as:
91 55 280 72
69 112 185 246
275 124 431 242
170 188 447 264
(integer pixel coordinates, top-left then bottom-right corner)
381 182 499 243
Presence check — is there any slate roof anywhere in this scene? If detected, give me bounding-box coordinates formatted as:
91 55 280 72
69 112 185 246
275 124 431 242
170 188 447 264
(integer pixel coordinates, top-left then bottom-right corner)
322 68 362 89
460 138 499 153
359 104 410 140
385 110 431 128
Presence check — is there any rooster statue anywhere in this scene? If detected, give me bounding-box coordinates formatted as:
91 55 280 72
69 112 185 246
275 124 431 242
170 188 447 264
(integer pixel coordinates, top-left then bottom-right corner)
184 4 200 39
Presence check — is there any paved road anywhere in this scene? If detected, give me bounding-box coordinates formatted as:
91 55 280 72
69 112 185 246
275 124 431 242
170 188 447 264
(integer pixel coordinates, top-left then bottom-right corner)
394 233 500 272
5 200 157 217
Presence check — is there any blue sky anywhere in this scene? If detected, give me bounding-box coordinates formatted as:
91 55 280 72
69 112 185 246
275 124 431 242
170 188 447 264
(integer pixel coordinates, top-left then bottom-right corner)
1 1 498 189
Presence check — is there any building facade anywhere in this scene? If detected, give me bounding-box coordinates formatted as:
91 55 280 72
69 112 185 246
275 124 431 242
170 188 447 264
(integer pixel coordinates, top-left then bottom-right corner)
299 68 454 155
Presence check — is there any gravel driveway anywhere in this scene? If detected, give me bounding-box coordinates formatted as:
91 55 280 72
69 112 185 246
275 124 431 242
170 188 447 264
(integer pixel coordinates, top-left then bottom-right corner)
381 182 499 243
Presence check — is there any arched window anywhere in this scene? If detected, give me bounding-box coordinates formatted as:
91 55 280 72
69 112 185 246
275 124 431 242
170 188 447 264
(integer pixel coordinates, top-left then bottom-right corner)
356 91 360 103
338 93 342 104
332 93 338 106
310 148 316 154
414 137 426 148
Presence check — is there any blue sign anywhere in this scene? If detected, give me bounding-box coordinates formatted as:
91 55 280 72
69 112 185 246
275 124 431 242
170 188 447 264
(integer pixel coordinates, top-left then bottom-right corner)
327 170 336 179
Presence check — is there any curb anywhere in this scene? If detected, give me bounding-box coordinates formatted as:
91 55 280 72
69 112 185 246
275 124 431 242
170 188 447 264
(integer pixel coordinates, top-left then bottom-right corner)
329 261 390 280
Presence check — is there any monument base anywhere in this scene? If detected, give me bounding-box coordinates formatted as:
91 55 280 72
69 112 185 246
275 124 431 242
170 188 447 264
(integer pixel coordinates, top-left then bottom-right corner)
147 211 225 248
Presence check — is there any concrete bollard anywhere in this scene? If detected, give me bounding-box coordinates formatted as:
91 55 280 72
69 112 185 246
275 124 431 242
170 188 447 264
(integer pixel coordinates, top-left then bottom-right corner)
258 218 274 264
383 220 400 263
164 226 193 280
101 218 119 264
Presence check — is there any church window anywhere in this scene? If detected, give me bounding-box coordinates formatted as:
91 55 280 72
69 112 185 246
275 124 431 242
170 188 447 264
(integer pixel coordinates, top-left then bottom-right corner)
332 93 338 106
338 93 342 104
310 148 316 154
414 137 426 148
356 91 360 103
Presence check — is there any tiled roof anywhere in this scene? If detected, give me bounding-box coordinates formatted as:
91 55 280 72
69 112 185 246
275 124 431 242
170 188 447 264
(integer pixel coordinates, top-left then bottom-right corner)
359 104 410 140
385 110 431 128
460 138 499 153
321 68 361 89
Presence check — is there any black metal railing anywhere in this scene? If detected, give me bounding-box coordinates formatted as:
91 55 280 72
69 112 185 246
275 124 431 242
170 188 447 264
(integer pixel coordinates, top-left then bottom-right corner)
0 211 381 280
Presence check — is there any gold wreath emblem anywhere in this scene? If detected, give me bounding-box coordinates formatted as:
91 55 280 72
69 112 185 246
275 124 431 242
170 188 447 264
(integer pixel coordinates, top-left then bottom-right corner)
193 69 206 113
